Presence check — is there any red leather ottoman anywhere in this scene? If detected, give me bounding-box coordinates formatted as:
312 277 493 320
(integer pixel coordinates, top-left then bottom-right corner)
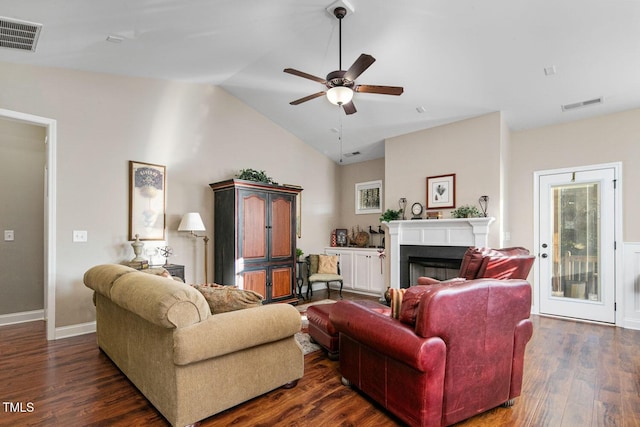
307 303 340 360
307 301 391 360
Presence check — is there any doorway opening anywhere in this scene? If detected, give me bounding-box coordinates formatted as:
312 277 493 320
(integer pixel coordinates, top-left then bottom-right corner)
0 108 57 340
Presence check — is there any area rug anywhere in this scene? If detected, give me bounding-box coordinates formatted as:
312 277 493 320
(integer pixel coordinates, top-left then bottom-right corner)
295 299 337 355
295 332 321 355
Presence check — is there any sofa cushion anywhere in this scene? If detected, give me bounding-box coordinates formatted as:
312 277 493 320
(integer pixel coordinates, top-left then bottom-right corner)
398 286 433 325
458 246 531 279
318 255 339 274
399 280 467 326
84 264 138 299
477 255 535 280
110 271 210 328
193 284 263 314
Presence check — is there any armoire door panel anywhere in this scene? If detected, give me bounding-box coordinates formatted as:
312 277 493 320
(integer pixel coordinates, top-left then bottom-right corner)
242 269 267 298
271 267 293 299
241 194 267 259
271 196 293 258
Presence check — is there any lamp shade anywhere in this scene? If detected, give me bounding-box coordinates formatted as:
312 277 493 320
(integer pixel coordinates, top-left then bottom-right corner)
326 86 353 105
178 212 205 232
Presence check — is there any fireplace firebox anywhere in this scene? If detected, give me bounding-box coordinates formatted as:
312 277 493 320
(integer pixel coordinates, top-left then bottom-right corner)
401 245 469 288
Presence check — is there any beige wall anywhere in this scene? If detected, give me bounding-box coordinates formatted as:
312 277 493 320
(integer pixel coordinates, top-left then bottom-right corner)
335 158 386 249
509 108 640 249
0 120 45 315
0 61 339 328
385 112 504 248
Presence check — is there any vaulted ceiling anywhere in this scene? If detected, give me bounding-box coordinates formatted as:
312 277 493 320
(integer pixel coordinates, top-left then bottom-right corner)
2 0 639 163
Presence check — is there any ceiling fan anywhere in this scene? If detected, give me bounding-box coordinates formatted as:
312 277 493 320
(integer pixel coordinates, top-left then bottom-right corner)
284 6 403 115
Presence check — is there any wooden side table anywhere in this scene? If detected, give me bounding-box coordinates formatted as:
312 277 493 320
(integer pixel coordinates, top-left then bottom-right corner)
296 261 305 300
161 264 185 282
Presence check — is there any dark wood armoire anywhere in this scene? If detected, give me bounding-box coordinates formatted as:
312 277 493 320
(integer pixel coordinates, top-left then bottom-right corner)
209 179 302 304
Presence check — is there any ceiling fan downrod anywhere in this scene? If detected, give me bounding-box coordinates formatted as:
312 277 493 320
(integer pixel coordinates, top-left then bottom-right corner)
334 7 347 71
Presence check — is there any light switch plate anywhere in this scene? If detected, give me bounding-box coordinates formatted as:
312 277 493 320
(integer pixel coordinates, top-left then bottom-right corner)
73 230 88 242
4 230 14 241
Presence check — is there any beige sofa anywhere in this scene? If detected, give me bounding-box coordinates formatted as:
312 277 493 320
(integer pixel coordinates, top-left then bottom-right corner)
84 264 304 427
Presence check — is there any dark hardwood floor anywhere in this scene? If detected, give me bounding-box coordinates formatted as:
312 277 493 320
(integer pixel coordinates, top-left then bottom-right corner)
1 289 639 426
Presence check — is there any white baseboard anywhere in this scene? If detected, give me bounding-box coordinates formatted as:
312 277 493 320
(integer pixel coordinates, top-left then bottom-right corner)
622 318 640 331
54 321 96 339
0 309 44 326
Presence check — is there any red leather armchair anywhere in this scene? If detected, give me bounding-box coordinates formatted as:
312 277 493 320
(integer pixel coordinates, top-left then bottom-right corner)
417 246 535 286
331 279 533 427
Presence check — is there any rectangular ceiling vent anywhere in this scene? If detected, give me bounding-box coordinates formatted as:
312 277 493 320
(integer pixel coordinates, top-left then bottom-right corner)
0 17 42 52
343 151 361 158
561 97 603 112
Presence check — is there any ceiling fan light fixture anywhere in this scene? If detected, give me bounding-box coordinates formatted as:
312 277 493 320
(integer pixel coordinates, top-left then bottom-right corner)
326 86 353 105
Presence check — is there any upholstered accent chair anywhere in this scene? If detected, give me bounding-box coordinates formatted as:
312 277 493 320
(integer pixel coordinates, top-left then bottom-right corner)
417 246 535 286
305 254 343 299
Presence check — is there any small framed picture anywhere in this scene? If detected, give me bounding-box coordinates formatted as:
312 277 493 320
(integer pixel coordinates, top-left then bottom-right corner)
427 174 456 209
355 180 382 214
335 229 348 247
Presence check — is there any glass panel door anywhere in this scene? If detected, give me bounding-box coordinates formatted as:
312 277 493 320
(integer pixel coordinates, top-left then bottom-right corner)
551 183 600 302
538 166 616 323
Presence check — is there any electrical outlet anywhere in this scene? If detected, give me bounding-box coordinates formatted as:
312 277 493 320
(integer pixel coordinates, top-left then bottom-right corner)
4 230 14 241
73 230 88 242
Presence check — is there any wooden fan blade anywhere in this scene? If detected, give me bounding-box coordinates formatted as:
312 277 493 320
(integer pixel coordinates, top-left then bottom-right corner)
342 101 357 115
283 68 326 84
344 54 376 81
355 85 404 96
290 92 326 105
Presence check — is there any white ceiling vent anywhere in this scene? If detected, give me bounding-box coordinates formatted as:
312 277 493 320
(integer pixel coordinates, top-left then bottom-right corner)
343 151 361 158
0 17 42 52
561 97 603 112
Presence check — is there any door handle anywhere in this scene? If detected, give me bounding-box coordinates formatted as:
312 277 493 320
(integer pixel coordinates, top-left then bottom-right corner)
541 253 548 258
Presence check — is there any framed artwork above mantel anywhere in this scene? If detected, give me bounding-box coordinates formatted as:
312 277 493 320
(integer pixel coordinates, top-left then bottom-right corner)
426 174 456 210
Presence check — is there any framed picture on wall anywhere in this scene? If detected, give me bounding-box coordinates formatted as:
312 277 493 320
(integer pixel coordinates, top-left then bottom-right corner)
355 180 383 214
129 161 166 240
426 174 456 209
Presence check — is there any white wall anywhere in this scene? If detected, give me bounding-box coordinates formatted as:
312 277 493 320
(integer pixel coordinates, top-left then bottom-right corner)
0 120 45 315
0 61 339 328
336 158 386 249
385 112 504 248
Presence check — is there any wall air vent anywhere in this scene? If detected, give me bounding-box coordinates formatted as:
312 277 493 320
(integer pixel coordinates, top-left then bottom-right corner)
0 17 42 52
561 97 603 112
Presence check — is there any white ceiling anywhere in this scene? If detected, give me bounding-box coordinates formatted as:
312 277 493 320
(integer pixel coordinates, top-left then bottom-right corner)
2 0 640 164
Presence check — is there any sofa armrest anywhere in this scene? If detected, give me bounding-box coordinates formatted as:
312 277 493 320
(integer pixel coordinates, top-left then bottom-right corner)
331 301 446 372
172 303 301 365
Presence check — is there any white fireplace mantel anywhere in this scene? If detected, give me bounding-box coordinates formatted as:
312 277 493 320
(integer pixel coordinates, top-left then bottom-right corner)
384 217 495 289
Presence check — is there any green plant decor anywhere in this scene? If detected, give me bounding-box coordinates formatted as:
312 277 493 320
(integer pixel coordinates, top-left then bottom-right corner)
451 204 482 218
379 209 403 222
296 248 304 259
236 169 278 185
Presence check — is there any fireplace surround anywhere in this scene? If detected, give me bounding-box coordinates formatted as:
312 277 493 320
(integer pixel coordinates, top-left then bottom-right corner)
384 218 495 289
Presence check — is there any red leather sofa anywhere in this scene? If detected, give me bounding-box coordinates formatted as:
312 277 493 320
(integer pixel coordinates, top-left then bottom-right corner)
331 278 533 427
